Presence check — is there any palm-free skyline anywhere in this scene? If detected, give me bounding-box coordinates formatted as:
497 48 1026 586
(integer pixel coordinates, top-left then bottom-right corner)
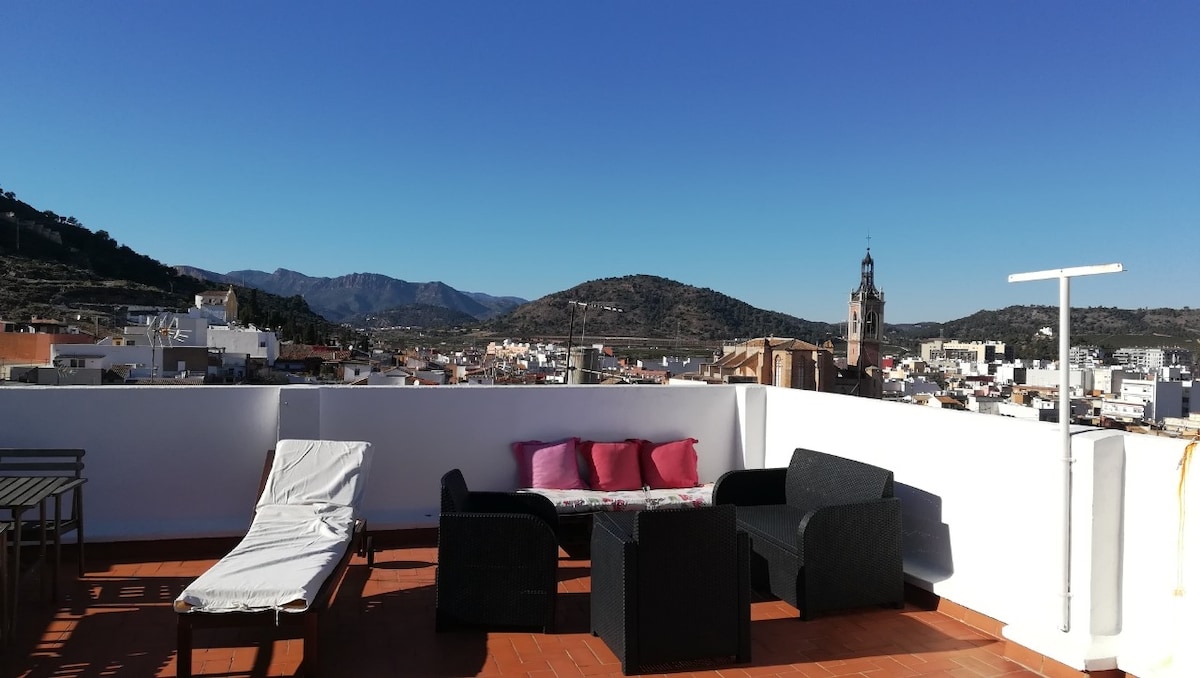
3 2 1197 323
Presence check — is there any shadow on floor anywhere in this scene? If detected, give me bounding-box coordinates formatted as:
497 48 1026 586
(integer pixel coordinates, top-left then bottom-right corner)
2 549 1010 678
3 571 186 678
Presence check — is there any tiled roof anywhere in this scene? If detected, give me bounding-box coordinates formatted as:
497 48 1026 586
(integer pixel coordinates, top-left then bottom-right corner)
278 344 352 361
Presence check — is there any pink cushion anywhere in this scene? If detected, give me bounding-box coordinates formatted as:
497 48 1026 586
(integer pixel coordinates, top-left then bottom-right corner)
636 438 700 489
580 440 643 491
511 438 585 489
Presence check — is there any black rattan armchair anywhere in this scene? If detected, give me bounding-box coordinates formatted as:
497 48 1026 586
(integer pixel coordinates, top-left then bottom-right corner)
590 506 751 675
435 469 560 632
714 448 904 620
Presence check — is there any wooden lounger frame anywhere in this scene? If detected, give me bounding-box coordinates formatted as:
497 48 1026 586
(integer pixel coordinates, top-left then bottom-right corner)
176 449 371 678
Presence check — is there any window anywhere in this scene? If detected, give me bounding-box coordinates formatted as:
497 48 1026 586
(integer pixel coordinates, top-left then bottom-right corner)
774 355 783 386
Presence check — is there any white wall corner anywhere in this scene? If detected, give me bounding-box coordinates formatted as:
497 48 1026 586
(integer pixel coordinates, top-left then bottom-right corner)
1002 626 1120 672
735 384 768 471
1002 428 1126 671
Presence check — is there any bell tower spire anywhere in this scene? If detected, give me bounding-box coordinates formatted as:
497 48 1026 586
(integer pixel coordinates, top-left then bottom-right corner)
847 244 885 376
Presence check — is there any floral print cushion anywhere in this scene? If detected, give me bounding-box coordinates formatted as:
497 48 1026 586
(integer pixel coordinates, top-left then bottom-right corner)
644 484 714 510
520 483 714 515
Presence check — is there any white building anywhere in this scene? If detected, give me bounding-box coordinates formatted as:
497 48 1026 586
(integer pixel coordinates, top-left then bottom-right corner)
194 287 238 324
1113 347 1193 373
53 310 210 379
1069 345 1106 368
207 324 280 365
1023 366 1094 394
1101 378 1185 423
920 339 1011 364
992 364 1027 386
995 400 1055 421
1092 367 1128 396
636 356 713 376
882 375 941 398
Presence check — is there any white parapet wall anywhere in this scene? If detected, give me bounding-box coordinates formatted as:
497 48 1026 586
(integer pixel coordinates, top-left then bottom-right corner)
3 382 1198 678
0 385 281 540
283 384 752 528
0 384 756 540
760 387 1127 671
1112 433 1200 678
764 387 1063 621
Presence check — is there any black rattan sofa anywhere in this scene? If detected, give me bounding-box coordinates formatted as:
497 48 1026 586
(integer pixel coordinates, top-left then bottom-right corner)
590 505 751 674
713 448 904 620
436 468 560 632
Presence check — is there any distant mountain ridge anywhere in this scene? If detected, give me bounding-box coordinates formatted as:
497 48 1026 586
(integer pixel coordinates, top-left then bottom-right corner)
174 266 527 323
487 274 840 342
5 188 1198 352
938 305 1200 338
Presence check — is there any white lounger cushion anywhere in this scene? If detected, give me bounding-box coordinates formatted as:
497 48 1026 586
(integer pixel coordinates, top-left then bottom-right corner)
257 439 374 509
174 505 356 613
175 439 373 614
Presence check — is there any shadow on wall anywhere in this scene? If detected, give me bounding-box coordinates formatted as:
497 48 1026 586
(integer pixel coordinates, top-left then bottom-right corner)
896 482 954 587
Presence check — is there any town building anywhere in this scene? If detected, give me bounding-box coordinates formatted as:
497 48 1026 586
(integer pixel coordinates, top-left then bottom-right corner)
694 249 886 398
0 317 96 381
698 337 837 389
1069 344 1106 368
1101 377 1184 424
195 286 239 324
1113 346 1193 373
921 339 1012 365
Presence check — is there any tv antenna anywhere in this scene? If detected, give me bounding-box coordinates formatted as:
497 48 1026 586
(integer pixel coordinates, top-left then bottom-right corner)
144 314 190 377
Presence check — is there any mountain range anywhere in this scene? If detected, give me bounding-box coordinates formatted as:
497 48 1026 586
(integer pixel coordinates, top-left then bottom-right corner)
174 266 526 323
3 188 1199 357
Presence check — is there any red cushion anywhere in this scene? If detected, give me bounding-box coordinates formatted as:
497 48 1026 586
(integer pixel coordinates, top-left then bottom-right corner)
636 438 700 489
511 438 585 489
579 440 643 491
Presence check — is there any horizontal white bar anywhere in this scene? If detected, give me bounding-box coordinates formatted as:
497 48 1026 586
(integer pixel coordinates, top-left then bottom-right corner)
1008 263 1124 283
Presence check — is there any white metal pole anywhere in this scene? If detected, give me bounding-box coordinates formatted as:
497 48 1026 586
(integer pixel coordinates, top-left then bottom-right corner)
1058 274 1072 633
1008 262 1123 634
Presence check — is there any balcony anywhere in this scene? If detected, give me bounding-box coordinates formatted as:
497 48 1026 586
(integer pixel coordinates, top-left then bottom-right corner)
2 383 1196 677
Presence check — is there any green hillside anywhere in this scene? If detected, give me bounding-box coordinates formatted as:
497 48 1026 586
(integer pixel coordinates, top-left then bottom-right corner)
488 274 837 342
0 189 356 345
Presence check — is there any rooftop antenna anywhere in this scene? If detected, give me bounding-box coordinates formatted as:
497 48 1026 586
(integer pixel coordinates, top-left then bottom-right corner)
145 314 190 377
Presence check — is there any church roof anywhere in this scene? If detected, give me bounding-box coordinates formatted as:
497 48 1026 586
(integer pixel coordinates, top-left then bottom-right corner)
741 337 826 352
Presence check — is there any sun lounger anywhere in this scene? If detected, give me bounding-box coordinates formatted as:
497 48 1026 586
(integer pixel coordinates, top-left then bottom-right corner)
174 439 374 678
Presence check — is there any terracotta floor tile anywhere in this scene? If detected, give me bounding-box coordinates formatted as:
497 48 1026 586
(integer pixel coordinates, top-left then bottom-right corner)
0 539 1071 678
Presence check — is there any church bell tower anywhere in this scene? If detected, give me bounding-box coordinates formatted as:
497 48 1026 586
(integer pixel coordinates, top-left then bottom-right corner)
847 248 884 371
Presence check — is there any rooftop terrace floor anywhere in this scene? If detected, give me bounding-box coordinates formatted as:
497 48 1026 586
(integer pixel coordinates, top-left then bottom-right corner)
3 534 1059 678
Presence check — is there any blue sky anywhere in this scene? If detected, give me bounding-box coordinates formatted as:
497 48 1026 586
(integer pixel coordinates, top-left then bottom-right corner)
3 2 1196 323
